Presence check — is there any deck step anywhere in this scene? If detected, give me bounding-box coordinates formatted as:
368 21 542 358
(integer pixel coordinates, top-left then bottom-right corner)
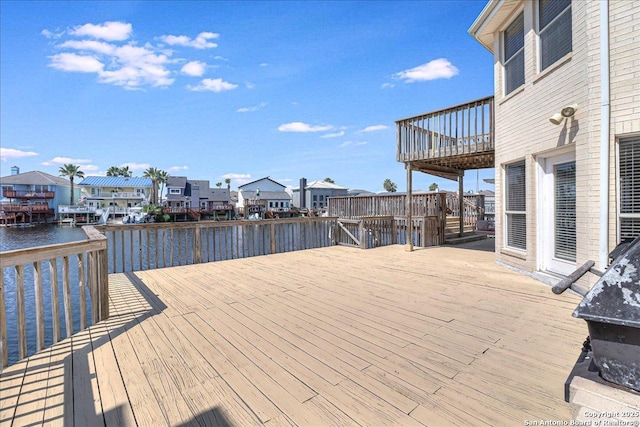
444 233 488 245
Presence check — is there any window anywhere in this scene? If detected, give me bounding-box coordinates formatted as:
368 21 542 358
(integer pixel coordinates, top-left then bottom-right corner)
170 188 181 194
313 195 318 201
554 162 576 261
619 137 640 240
538 0 572 71
504 12 525 95
505 160 526 250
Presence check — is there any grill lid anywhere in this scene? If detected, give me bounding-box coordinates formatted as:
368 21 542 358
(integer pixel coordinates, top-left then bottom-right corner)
572 238 640 328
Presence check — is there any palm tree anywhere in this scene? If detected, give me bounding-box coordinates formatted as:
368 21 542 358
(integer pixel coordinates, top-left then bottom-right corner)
157 170 169 205
119 166 133 177
383 178 397 192
225 178 231 190
429 182 439 192
143 167 160 205
59 164 85 205
324 177 335 183
106 166 120 177
216 182 223 188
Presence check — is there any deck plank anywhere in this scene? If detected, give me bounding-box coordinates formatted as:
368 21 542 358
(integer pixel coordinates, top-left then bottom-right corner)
4 244 589 426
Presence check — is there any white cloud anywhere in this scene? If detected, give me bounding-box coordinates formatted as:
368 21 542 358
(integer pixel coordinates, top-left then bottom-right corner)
237 102 267 113
394 58 459 83
260 62 269 67
168 165 189 172
159 31 219 49
187 78 238 92
221 173 251 180
339 141 368 148
321 131 345 138
45 23 226 90
69 21 132 41
48 53 104 73
245 82 255 89
359 125 388 133
278 122 333 133
381 82 395 89
41 156 92 166
49 37 175 88
221 173 252 186
81 164 100 172
59 40 116 55
181 61 206 76
0 148 39 162
122 162 150 171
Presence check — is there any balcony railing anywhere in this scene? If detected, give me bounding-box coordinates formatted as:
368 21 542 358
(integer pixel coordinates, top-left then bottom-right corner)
58 205 98 214
396 96 494 168
87 192 145 199
1 203 51 213
3 190 55 199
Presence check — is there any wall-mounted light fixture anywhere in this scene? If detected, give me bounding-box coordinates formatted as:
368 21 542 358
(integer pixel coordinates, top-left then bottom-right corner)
561 103 578 118
549 112 564 125
550 104 579 125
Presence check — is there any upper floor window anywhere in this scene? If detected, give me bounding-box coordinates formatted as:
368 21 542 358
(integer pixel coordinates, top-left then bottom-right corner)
538 0 572 71
503 12 525 95
170 188 181 194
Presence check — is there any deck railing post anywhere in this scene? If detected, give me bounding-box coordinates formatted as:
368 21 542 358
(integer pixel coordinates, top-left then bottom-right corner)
195 224 203 264
99 245 109 321
270 223 277 254
15 265 27 360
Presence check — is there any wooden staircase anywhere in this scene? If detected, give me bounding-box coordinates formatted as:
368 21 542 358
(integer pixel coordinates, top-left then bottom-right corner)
444 216 487 245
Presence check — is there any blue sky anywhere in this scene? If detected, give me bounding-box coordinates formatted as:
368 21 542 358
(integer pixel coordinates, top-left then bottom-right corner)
1 0 494 193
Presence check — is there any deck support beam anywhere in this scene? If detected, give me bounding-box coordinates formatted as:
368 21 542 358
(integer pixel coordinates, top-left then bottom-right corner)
406 164 413 252
459 174 464 237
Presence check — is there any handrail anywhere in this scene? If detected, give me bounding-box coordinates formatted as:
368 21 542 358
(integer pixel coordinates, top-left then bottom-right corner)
0 225 109 369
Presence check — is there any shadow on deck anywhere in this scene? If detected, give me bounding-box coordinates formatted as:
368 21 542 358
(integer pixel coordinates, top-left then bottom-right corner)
1 244 587 426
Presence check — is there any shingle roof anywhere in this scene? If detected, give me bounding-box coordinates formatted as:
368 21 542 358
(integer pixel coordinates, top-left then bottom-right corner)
166 176 187 187
78 176 152 187
238 177 286 189
0 170 71 187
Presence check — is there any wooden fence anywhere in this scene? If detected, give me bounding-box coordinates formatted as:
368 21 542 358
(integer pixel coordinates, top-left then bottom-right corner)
0 226 109 368
95 217 338 274
328 192 484 235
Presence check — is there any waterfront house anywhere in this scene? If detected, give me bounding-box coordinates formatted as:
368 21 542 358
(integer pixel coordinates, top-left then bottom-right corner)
237 177 291 216
165 176 232 220
468 0 639 278
0 167 78 225
292 178 349 213
77 176 152 217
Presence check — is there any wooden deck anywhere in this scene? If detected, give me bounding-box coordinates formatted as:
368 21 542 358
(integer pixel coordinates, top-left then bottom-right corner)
1 244 587 426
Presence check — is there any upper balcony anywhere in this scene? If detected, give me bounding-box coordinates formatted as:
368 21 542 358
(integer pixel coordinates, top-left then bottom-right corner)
3 189 55 199
396 96 494 178
86 191 146 200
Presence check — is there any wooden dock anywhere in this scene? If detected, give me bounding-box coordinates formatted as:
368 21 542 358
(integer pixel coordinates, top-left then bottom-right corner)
1 244 587 426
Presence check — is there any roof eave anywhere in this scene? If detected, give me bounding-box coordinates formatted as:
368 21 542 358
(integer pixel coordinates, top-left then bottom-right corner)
468 0 520 55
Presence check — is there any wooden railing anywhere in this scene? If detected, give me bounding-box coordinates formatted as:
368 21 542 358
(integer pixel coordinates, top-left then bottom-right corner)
96 217 339 273
328 192 447 219
0 226 109 368
396 96 494 163
335 216 442 248
394 216 444 247
1 203 52 213
447 194 485 228
2 190 55 199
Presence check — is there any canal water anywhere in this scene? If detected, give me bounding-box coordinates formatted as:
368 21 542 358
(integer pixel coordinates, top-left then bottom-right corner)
1 225 88 365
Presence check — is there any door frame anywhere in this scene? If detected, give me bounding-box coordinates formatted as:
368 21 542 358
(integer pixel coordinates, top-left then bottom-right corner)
537 149 577 276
